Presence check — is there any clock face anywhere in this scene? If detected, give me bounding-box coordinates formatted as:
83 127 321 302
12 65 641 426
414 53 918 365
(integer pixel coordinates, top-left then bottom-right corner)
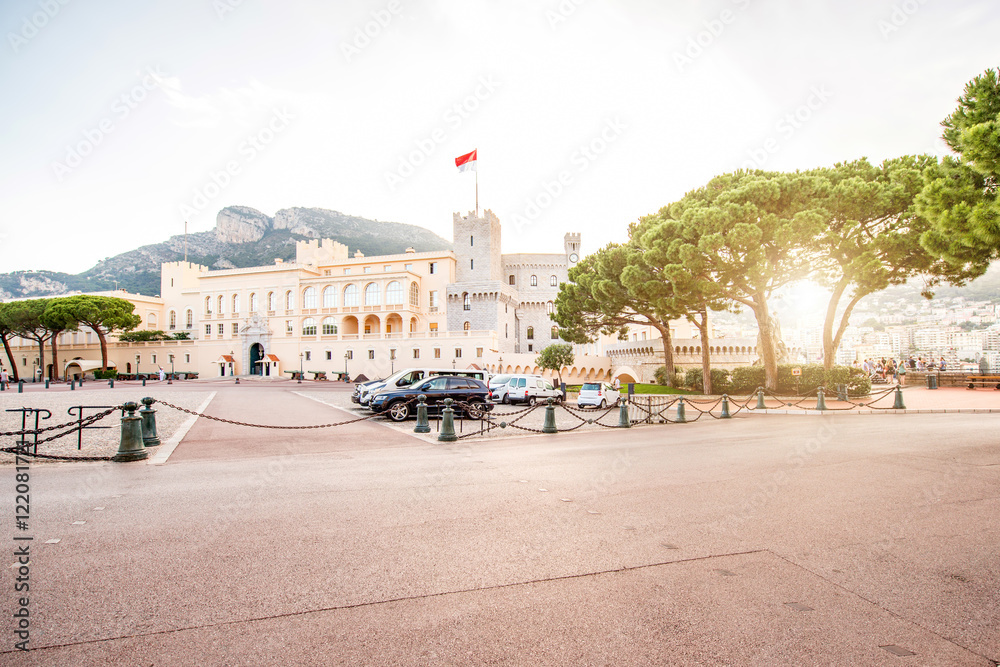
569 253 578 263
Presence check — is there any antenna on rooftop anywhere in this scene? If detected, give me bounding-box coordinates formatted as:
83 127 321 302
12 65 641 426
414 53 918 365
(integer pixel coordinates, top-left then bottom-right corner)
184 220 188 262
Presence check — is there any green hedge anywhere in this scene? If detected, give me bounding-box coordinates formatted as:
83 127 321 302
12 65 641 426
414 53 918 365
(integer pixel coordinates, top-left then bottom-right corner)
93 369 118 380
658 364 871 396
683 368 733 394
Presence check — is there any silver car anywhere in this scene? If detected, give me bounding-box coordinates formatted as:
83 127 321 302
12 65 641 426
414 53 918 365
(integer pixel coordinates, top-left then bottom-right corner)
577 382 620 409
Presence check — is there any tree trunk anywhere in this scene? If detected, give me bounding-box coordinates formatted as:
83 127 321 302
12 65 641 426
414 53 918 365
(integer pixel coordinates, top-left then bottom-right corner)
752 298 780 391
655 323 675 386
1 336 17 381
696 309 712 395
96 328 110 371
36 339 46 382
822 277 850 370
828 292 866 369
50 332 60 381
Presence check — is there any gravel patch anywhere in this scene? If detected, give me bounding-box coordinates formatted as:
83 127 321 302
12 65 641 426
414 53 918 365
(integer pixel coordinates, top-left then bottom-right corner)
0 389 215 464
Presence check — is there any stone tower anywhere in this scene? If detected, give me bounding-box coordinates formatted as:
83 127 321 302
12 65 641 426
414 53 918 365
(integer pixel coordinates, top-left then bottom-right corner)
453 209 503 283
564 232 581 268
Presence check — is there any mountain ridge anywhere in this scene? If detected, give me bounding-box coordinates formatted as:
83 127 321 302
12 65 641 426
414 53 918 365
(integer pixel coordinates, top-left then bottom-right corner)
0 206 453 299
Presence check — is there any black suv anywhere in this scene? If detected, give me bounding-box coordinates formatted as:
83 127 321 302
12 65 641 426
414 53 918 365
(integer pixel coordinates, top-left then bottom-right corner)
369 376 492 422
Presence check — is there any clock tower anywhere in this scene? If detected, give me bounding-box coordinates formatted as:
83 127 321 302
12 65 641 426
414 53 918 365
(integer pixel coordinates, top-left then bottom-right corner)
564 232 581 266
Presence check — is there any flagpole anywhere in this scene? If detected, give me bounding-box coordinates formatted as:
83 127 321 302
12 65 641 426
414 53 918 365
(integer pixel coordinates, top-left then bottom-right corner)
475 167 479 217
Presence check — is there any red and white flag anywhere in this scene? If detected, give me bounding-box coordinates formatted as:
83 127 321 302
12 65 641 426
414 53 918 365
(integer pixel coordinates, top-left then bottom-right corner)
455 149 477 173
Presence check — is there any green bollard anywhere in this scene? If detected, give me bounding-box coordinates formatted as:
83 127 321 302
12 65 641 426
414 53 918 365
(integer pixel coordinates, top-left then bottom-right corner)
69 379 73 391
720 394 731 419
542 397 558 434
836 383 847 402
438 398 458 442
142 377 146 387
675 396 687 423
755 388 766 410
109 378 114 389
816 386 827 411
893 384 906 410
112 402 148 462
18 380 24 393
618 399 630 428
139 397 160 447
414 394 430 434
46 379 51 389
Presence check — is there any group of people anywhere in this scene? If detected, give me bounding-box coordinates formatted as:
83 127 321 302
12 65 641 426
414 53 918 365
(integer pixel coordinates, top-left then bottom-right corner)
905 355 948 372
858 357 900 382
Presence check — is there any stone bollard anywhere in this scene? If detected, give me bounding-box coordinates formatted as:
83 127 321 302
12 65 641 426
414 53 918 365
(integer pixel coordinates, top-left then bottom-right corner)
542 397 558 434
816 386 827 411
18 380 24 394
112 402 148 462
438 398 458 442
109 378 114 389
675 396 687 423
893 385 906 410
618 400 630 428
142 377 146 387
139 397 161 447
69 379 74 391
720 394 731 419
414 395 430 434
755 388 766 410
46 379 50 389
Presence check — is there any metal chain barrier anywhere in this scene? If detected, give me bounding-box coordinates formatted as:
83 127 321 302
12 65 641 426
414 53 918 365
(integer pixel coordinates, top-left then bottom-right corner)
152 398 418 429
1 406 121 461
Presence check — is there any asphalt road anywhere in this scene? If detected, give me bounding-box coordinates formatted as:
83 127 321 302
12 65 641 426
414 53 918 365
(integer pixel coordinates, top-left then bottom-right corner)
2 383 997 665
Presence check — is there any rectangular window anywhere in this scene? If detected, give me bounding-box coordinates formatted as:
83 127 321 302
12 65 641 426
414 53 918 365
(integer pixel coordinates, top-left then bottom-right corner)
185 354 191 363
368 350 375 359
470 235 474 246
344 268 351 275
151 354 157 364
346 350 353 360
205 325 211 335
324 270 331 276
232 323 238 335
476 347 483 358
528 344 533 352
326 351 332 360
429 262 437 274
286 321 293 333
413 349 420 359
455 348 462 358
429 323 438 332
404 263 412 271
470 259 474 270
364 267 372 274
384 265 392 271
217 324 224 335
434 348 441 359
305 351 311 361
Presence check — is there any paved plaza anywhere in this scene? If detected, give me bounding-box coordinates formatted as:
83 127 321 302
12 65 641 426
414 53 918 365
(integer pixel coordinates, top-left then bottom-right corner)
1 380 998 665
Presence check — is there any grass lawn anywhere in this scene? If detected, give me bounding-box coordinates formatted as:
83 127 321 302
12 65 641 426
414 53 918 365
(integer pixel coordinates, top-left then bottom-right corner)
566 383 696 395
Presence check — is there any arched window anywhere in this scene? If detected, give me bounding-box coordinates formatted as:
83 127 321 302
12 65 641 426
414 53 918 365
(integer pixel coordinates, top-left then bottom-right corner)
322 286 337 308
385 281 403 305
463 293 471 311
302 318 317 336
508 275 515 285
147 313 156 326
526 326 534 340
409 283 419 307
551 326 559 339
546 301 554 314
463 321 471 331
322 317 337 335
185 309 193 328
267 292 276 311
364 282 381 306
550 275 558 286
285 290 294 310
168 311 177 330
218 295 224 314
344 284 359 307
303 287 317 309
249 293 258 312
232 294 240 314
204 297 212 315
530 275 538 286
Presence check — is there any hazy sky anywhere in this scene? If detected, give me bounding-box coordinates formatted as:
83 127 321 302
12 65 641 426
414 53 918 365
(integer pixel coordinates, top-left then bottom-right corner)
2 0 997 274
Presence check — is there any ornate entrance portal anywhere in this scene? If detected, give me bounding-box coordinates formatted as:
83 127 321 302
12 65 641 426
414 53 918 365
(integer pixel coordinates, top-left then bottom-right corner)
249 343 264 375
239 314 273 377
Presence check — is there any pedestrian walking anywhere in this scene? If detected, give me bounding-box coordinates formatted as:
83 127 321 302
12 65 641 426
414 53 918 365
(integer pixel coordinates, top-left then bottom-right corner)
158 366 166 382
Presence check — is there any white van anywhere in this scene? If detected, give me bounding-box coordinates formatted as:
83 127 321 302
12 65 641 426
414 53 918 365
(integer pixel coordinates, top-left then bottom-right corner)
357 367 489 407
505 374 562 405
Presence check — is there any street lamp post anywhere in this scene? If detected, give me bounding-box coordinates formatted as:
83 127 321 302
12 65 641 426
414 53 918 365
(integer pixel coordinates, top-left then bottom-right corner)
136 354 141 379
298 352 303 384
169 354 174 384
390 349 395 374
32 358 38 383
344 353 349 382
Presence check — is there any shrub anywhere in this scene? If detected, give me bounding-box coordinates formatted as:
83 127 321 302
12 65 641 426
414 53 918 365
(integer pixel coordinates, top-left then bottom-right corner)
93 369 118 380
729 366 765 393
728 363 871 396
683 367 732 394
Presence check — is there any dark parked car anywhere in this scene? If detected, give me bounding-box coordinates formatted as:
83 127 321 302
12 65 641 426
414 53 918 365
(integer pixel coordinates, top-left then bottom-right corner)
369 376 492 422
